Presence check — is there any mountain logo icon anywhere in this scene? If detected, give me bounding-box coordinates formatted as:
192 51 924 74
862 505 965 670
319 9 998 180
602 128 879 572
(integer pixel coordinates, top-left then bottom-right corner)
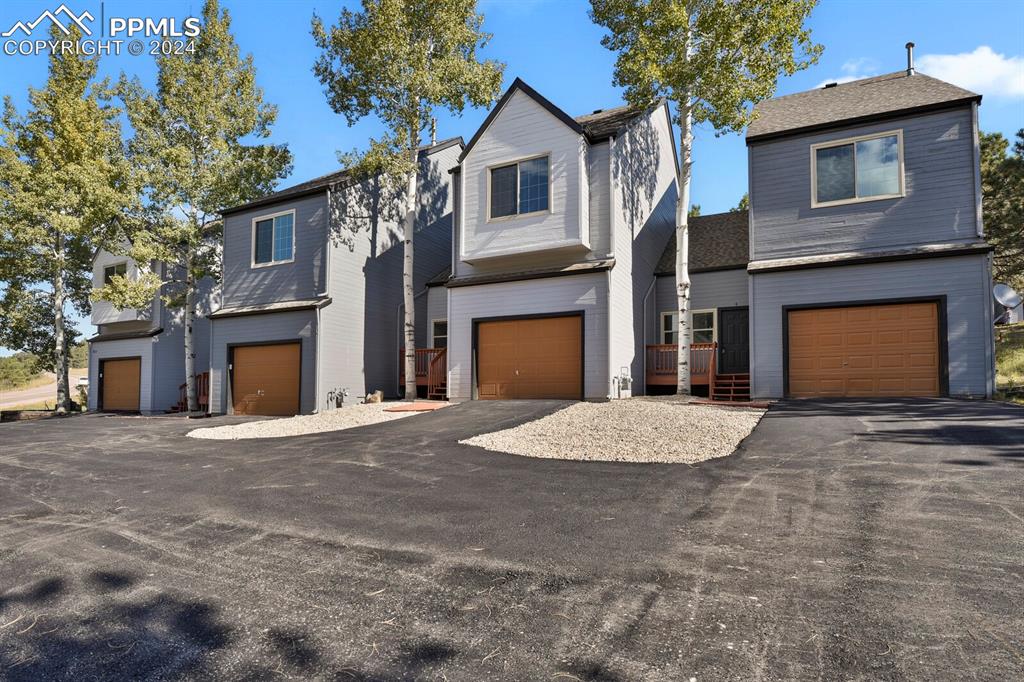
3 4 95 38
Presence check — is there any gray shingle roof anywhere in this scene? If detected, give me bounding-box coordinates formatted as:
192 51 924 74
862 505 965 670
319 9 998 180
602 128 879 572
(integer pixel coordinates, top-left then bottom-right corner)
575 104 643 140
655 210 749 274
222 137 463 215
747 72 979 142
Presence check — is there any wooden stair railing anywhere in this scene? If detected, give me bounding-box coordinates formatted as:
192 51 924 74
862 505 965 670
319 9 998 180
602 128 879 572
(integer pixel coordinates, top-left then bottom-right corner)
427 348 447 400
171 372 209 413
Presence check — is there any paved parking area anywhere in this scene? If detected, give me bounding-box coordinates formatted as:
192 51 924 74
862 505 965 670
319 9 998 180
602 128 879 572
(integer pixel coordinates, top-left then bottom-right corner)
0 399 1021 680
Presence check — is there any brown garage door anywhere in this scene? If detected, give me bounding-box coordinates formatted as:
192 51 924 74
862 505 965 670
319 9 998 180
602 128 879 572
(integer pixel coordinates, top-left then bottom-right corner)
477 315 583 400
788 302 940 398
100 358 141 411
231 343 301 415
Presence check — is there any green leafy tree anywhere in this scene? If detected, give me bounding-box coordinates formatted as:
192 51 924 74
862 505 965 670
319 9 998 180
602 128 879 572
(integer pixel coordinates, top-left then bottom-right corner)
0 24 136 413
312 0 504 398
688 204 701 217
97 0 292 413
591 0 821 394
733 192 749 212
980 129 1024 292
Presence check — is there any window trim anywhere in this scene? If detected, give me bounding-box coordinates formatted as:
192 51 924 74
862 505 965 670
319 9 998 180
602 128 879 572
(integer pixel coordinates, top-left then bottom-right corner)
810 129 905 209
103 261 129 285
659 309 717 344
250 208 296 268
485 153 552 223
431 319 448 349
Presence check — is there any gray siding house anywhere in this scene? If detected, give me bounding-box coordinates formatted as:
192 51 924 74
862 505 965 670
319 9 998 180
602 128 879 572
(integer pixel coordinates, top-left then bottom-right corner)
745 70 994 399
651 69 995 400
444 78 678 401
87 251 216 414
208 138 460 415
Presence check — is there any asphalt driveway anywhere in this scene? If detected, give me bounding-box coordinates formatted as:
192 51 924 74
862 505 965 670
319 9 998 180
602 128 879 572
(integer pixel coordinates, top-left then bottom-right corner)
0 399 1021 680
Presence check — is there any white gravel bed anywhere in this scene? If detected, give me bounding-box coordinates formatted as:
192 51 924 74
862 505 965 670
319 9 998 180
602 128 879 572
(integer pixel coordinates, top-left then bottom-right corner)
187 402 416 440
460 398 765 464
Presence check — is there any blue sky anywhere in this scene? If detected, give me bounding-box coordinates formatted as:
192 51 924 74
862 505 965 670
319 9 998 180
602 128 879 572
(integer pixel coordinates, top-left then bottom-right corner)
1 0 1022 352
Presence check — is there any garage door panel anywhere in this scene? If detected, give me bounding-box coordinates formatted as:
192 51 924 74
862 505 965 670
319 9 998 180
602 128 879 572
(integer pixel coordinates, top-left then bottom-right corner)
788 302 940 398
232 343 300 416
101 358 141 411
477 316 582 400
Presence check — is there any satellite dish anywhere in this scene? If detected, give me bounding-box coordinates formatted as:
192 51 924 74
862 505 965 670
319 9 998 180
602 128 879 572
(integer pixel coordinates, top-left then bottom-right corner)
994 283 1022 309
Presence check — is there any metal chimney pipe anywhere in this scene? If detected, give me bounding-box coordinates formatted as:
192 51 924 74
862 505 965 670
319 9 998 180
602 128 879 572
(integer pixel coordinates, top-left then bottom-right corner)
906 42 915 76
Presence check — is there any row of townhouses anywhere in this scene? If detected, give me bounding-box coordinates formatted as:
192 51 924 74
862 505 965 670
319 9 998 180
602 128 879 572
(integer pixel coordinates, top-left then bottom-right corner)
87 66 996 416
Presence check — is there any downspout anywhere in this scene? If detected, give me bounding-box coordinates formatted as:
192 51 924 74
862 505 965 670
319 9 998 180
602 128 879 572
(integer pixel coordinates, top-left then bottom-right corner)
641 275 657 396
606 135 616 400
315 186 333 412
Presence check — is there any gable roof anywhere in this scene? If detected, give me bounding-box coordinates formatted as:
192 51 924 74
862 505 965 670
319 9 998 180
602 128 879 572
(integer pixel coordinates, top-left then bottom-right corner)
655 210 749 274
458 78 646 162
221 136 463 216
747 72 980 143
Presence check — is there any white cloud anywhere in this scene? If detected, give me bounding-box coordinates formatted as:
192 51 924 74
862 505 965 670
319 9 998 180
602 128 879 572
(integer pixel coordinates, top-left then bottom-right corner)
815 57 879 88
916 46 1024 98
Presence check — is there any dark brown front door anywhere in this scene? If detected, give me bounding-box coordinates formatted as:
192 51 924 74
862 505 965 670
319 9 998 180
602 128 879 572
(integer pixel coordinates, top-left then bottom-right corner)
477 315 582 400
231 343 301 415
100 358 141 412
718 307 749 374
787 302 940 397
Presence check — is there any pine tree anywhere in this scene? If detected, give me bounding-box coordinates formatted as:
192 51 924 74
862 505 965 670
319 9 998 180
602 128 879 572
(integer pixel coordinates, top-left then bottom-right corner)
0 24 136 413
96 0 293 414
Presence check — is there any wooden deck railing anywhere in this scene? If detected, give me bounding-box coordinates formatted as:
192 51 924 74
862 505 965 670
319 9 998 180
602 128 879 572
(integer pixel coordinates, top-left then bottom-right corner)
399 348 447 398
645 342 717 386
174 371 209 412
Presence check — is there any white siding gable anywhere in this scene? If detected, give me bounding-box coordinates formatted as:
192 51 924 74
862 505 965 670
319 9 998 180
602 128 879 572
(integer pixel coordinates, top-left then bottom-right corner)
460 89 588 262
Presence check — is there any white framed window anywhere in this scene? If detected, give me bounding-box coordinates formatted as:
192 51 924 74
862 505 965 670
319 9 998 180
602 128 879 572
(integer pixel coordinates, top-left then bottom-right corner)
431 320 447 349
660 310 716 344
251 209 295 267
692 310 716 344
811 130 904 208
103 262 127 284
487 154 550 220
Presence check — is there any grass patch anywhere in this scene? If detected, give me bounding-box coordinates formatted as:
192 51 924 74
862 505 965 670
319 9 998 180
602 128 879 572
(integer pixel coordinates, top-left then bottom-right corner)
2 398 84 412
996 323 1024 388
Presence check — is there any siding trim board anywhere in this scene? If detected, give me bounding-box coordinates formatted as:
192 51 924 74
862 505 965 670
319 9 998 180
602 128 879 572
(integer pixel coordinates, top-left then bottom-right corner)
781 295 949 398
745 98 980 145
227 339 303 416
470 310 585 401
748 243 992 274
209 297 332 319
446 260 615 288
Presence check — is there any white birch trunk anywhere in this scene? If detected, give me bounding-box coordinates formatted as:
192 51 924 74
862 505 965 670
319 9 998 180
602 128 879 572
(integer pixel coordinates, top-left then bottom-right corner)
53 233 70 414
676 98 694 396
402 135 419 400
184 250 198 414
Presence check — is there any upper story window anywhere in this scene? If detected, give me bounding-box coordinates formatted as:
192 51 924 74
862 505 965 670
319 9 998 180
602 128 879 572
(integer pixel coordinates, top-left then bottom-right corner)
488 155 549 220
103 263 127 284
811 130 904 208
252 210 295 267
